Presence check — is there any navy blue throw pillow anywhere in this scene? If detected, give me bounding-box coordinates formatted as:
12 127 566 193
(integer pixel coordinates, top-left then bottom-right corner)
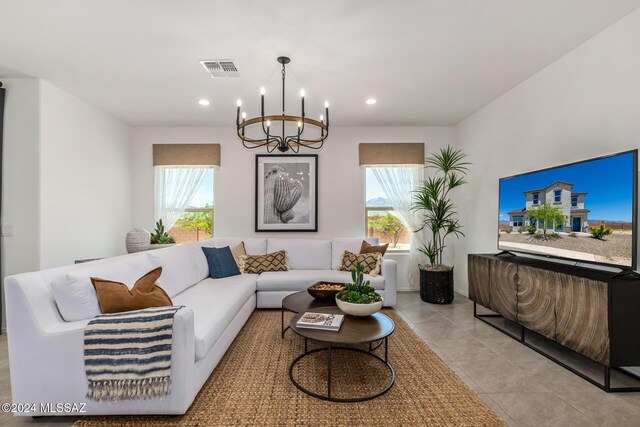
202 246 241 279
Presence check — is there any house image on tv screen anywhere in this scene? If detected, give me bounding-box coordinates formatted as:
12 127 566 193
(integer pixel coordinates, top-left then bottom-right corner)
507 181 590 233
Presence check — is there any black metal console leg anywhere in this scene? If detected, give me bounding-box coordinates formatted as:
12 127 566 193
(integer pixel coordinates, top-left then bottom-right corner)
605 366 611 391
281 307 284 338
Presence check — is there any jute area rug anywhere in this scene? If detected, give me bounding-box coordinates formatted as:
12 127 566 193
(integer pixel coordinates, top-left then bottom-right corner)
75 309 505 426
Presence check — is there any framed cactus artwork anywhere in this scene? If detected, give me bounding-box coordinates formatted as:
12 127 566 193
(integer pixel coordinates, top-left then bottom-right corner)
255 154 318 232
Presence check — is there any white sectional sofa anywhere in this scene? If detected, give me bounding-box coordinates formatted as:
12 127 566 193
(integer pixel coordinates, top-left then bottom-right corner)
4 237 397 416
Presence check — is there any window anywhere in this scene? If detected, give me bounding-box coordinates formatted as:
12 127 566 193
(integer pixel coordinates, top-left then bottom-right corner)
365 168 410 252
156 167 214 244
513 216 523 227
571 196 578 207
532 193 539 205
554 190 562 203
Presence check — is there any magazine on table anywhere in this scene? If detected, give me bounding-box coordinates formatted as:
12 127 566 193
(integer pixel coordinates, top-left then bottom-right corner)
296 312 344 331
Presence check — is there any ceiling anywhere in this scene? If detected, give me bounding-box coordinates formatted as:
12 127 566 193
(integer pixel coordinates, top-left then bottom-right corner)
1 0 639 127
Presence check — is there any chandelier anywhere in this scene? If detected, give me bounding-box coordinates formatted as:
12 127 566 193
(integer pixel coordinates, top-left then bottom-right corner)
236 56 329 153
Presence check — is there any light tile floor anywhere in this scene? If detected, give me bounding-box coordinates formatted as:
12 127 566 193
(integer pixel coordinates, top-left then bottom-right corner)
394 292 640 427
1 291 639 426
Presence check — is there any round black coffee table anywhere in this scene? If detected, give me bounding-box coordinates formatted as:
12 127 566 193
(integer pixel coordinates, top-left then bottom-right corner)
281 290 336 337
288 306 395 402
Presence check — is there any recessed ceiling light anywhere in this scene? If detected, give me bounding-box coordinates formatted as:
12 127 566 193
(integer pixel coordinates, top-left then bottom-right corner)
198 99 211 106
366 98 377 105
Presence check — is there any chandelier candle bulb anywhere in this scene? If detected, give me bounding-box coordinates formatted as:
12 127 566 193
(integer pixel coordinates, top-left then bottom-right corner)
325 102 329 127
260 87 265 116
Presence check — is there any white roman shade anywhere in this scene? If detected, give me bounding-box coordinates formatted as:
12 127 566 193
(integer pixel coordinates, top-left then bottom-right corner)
359 143 425 166
153 144 221 166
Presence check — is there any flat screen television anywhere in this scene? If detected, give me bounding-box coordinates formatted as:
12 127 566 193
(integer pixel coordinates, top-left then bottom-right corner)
498 150 637 269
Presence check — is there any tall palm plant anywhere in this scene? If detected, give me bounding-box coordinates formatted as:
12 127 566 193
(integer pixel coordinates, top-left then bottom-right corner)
412 146 470 268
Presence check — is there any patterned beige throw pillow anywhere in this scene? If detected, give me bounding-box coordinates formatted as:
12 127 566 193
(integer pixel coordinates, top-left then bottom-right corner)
238 250 289 274
338 251 383 276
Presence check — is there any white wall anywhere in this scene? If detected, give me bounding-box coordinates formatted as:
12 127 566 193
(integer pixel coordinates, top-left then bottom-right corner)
454 8 640 295
0 78 41 332
0 79 131 330
130 126 457 289
38 81 132 268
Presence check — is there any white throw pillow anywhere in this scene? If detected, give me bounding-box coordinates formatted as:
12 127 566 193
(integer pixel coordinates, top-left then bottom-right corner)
51 254 154 321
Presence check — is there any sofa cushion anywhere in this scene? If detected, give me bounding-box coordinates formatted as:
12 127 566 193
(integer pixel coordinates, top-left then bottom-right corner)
172 275 258 360
256 270 384 292
51 253 154 321
201 238 267 255
146 244 209 297
267 239 331 270
201 246 241 279
91 267 172 314
331 238 379 270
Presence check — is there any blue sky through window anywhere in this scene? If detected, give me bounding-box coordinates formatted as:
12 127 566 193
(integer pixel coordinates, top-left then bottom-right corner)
499 152 634 222
365 168 389 206
189 168 214 208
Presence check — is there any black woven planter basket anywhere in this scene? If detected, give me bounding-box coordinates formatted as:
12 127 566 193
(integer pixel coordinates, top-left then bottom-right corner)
419 267 454 304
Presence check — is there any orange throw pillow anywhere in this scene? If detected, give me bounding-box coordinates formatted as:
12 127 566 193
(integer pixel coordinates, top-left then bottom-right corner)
360 240 389 256
91 267 172 314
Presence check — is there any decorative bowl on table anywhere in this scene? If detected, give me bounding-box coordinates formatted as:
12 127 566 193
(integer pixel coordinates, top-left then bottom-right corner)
336 298 384 317
307 282 345 301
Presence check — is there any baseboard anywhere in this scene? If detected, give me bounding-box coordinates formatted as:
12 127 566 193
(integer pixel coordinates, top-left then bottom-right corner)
454 287 469 297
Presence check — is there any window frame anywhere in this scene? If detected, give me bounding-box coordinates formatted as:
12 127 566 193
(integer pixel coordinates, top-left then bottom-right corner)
571 196 578 207
157 166 215 244
364 166 413 254
554 190 562 203
532 192 539 205
512 216 523 227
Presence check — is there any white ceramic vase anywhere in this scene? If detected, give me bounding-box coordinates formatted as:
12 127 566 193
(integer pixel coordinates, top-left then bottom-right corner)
336 298 383 316
125 228 151 253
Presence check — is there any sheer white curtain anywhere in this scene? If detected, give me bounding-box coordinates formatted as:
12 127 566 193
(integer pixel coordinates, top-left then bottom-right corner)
155 167 208 230
370 166 424 289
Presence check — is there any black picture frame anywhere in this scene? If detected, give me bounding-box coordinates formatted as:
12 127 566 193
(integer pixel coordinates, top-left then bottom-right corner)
255 154 318 232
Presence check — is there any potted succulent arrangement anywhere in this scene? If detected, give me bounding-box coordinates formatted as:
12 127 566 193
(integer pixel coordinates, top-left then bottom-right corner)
149 219 177 249
412 146 470 304
336 262 383 316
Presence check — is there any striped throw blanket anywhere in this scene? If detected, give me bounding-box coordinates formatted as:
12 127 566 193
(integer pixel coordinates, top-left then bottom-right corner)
84 306 183 401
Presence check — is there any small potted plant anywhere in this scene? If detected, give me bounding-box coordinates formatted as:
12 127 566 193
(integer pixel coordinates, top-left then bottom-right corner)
335 262 383 316
149 219 176 249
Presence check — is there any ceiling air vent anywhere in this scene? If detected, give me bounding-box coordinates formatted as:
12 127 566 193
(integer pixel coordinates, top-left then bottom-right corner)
200 60 239 78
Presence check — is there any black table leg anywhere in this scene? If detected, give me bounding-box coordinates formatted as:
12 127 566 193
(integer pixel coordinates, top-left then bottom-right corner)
328 344 332 399
384 337 388 363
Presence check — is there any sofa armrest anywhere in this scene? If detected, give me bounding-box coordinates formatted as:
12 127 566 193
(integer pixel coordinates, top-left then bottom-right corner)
5 275 195 413
381 259 397 307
